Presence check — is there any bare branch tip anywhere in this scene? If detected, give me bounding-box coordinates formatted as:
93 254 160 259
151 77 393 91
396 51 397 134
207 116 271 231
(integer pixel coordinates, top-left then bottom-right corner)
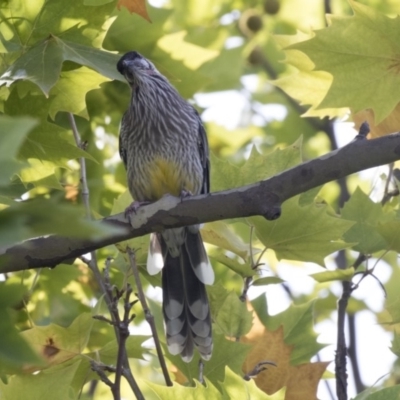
262 205 281 221
356 121 370 139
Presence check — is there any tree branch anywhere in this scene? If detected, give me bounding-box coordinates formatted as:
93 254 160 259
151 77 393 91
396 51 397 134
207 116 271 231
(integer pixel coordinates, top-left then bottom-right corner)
2 132 400 272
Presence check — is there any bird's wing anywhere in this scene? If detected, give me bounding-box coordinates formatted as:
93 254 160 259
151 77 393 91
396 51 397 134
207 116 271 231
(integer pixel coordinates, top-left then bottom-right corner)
119 112 129 168
196 111 210 195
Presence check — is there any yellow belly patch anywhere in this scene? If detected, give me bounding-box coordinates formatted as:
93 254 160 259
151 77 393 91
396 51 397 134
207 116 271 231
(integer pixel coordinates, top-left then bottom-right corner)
145 157 194 200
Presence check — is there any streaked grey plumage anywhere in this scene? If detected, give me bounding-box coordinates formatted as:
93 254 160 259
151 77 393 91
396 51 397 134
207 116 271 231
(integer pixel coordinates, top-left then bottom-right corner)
117 51 214 362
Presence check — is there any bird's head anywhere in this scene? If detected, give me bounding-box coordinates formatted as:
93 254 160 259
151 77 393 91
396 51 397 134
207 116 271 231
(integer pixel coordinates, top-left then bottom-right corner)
117 51 158 85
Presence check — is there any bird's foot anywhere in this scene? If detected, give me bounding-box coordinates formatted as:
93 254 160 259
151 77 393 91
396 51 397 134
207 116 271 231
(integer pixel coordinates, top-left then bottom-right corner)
124 200 149 218
180 189 193 202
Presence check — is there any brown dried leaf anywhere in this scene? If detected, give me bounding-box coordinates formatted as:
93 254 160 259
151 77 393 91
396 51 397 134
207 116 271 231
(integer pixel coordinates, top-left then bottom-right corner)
117 0 151 22
242 302 330 399
242 317 292 394
285 362 330 400
353 105 400 138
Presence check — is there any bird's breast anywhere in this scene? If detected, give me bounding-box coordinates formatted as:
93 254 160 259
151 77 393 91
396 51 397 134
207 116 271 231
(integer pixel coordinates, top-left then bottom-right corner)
130 156 199 201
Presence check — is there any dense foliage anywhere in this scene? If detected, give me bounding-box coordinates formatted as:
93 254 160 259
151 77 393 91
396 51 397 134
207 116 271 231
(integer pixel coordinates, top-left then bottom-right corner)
1 0 400 399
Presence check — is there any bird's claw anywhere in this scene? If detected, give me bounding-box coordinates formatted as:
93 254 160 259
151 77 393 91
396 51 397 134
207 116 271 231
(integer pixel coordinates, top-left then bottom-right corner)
180 189 193 202
124 200 149 218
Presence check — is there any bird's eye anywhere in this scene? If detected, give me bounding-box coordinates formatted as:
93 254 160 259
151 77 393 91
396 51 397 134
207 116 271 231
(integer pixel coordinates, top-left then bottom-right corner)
139 59 150 69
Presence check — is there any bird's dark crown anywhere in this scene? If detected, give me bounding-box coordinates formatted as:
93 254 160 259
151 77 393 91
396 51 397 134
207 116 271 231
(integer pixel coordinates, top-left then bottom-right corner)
117 51 156 82
117 51 142 74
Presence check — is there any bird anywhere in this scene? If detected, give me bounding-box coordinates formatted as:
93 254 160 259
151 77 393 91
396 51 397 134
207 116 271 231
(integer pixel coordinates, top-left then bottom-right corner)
117 51 214 362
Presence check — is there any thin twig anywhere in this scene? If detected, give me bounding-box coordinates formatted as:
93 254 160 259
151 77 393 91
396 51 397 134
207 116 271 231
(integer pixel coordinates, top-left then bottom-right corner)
90 360 115 388
243 360 277 381
198 359 204 384
336 280 351 400
85 380 98 399
347 314 365 394
324 0 332 14
240 276 253 302
68 113 90 218
381 163 395 205
113 284 136 400
335 253 366 400
127 247 173 387
69 113 144 400
240 227 256 302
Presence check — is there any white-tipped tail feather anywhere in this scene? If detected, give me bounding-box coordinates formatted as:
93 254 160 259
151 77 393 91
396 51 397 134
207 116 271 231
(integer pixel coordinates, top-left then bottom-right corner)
147 233 164 275
159 229 213 362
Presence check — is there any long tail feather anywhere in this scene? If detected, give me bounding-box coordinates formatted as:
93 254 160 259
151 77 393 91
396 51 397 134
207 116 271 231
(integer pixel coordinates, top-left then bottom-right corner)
161 229 213 362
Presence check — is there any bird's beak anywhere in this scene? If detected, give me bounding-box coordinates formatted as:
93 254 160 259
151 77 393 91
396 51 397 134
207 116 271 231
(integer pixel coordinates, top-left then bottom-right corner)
122 58 144 72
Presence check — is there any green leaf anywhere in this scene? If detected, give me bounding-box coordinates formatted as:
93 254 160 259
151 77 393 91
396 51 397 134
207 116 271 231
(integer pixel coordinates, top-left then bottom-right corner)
310 267 355 283
48 67 110 120
352 385 400 400
250 197 354 266
111 190 149 265
164 333 251 386
151 48 209 98
240 137 303 185
0 37 64 95
220 366 273 399
84 0 113 5
18 159 63 190
209 251 254 278
206 123 261 156
252 277 285 286
201 221 250 261
252 295 324 364
214 291 252 338
0 310 42 370
0 199 121 247
208 283 231 320
287 1 400 122
20 124 97 164
0 115 38 186
386 297 400 325
0 359 81 400
273 32 347 119
199 46 244 92
0 36 122 95
95 335 150 364
391 329 400 357
103 6 173 54
341 187 389 253
0 0 114 48
0 284 41 370
210 153 240 192
211 138 303 192
54 38 123 82
5 90 97 165
20 312 94 366
157 31 218 70
143 378 222 400
376 220 400 252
